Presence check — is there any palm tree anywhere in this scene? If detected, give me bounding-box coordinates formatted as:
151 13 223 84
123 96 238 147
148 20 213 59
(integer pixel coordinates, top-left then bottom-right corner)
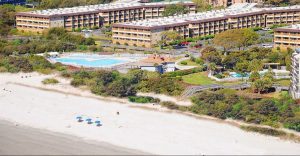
208 62 216 77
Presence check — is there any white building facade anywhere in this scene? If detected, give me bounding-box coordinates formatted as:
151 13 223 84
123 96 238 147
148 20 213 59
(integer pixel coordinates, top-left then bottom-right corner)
290 48 300 99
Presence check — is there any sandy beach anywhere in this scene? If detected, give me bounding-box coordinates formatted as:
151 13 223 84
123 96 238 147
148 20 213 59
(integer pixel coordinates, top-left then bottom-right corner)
0 120 145 155
0 72 300 155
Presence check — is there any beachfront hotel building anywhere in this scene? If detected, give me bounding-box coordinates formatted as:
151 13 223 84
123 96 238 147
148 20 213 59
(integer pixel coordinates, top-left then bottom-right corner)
112 3 300 48
15 1 196 32
290 48 300 99
209 0 263 7
274 24 300 49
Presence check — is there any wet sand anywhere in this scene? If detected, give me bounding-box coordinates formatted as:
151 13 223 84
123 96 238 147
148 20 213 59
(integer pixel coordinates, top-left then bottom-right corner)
0 120 146 155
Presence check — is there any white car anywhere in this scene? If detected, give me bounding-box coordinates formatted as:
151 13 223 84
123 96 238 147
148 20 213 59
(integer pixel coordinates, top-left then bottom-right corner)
262 27 271 31
262 44 273 48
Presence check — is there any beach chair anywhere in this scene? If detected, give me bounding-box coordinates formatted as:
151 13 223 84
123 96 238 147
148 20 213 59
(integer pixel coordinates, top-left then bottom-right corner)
95 120 102 127
76 116 84 122
86 118 93 124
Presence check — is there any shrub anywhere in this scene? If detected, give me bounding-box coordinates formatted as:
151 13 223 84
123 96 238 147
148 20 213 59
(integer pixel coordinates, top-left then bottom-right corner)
54 62 66 71
128 96 160 104
160 101 179 110
71 78 85 87
284 117 300 132
137 77 184 96
253 99 279 115
252 27 262 31
215 74 224 79
240 125 286 137
195 58 204 65
0 66 8 73
180 61 187 65
190 56 196 62
42 78 59 85
61 70 72 78
89 45 98 52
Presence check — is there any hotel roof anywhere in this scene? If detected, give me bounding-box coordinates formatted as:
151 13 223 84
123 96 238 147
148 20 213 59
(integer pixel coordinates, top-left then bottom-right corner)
275 24 300 33
113 3 300 30
16 1 194 18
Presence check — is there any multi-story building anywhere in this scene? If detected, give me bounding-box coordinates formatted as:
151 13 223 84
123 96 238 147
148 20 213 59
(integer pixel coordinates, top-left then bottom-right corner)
112 3 300 48
15 1 196 33
290 48 300 99
274 24 300 49
0 0 25 5
209 0 263 7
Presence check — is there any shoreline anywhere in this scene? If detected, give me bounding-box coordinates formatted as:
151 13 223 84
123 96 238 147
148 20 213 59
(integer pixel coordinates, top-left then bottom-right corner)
0 120 147 155
1 72 300 155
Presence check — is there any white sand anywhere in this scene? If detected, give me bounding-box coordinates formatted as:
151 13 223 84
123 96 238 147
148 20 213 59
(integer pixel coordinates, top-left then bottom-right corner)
137 92 192 106
0 72 300 155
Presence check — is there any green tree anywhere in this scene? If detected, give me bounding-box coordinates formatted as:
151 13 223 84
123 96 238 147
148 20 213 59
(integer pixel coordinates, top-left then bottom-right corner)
207 62 216 76
249 71 260 82
251 69 274 94
161 31 182 45
234 61 250 75
192 0 211 11
201 46 222 64
162 3 188 16
213 28 259 51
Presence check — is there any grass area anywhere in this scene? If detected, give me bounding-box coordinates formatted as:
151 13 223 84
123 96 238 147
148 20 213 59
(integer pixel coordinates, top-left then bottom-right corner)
180 60 201 67
42 78 59 85
275 79 291 86
182 72 215 85
182 72 242 86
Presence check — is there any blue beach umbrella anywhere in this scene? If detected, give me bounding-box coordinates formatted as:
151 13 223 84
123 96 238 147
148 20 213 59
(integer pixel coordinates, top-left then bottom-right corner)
95 120 101 124
86 118 93 124
76 116 82 120
95 120 102 126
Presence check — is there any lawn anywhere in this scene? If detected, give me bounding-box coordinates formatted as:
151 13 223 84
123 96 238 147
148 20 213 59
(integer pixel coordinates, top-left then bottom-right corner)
182 72 243 86
182 72 215 85
274 79 290 86
180 60 201 67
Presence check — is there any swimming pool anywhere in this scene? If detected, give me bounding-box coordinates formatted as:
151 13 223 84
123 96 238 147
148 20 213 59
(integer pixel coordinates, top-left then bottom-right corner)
230 72 250 78
51 54 138 68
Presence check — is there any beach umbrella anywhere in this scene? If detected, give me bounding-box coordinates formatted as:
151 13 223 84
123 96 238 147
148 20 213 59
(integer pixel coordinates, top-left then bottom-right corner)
95 120 101 124
76 116 83 122
86 118 93 124
95 120 102 126
86 118 92 122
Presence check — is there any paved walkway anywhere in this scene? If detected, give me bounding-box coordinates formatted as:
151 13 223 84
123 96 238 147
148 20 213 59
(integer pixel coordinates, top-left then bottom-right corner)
182 83 289 97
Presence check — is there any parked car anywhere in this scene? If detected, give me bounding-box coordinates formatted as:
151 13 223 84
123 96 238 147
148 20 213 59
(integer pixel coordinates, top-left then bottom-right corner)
262 27 271 31
262 44 273 48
